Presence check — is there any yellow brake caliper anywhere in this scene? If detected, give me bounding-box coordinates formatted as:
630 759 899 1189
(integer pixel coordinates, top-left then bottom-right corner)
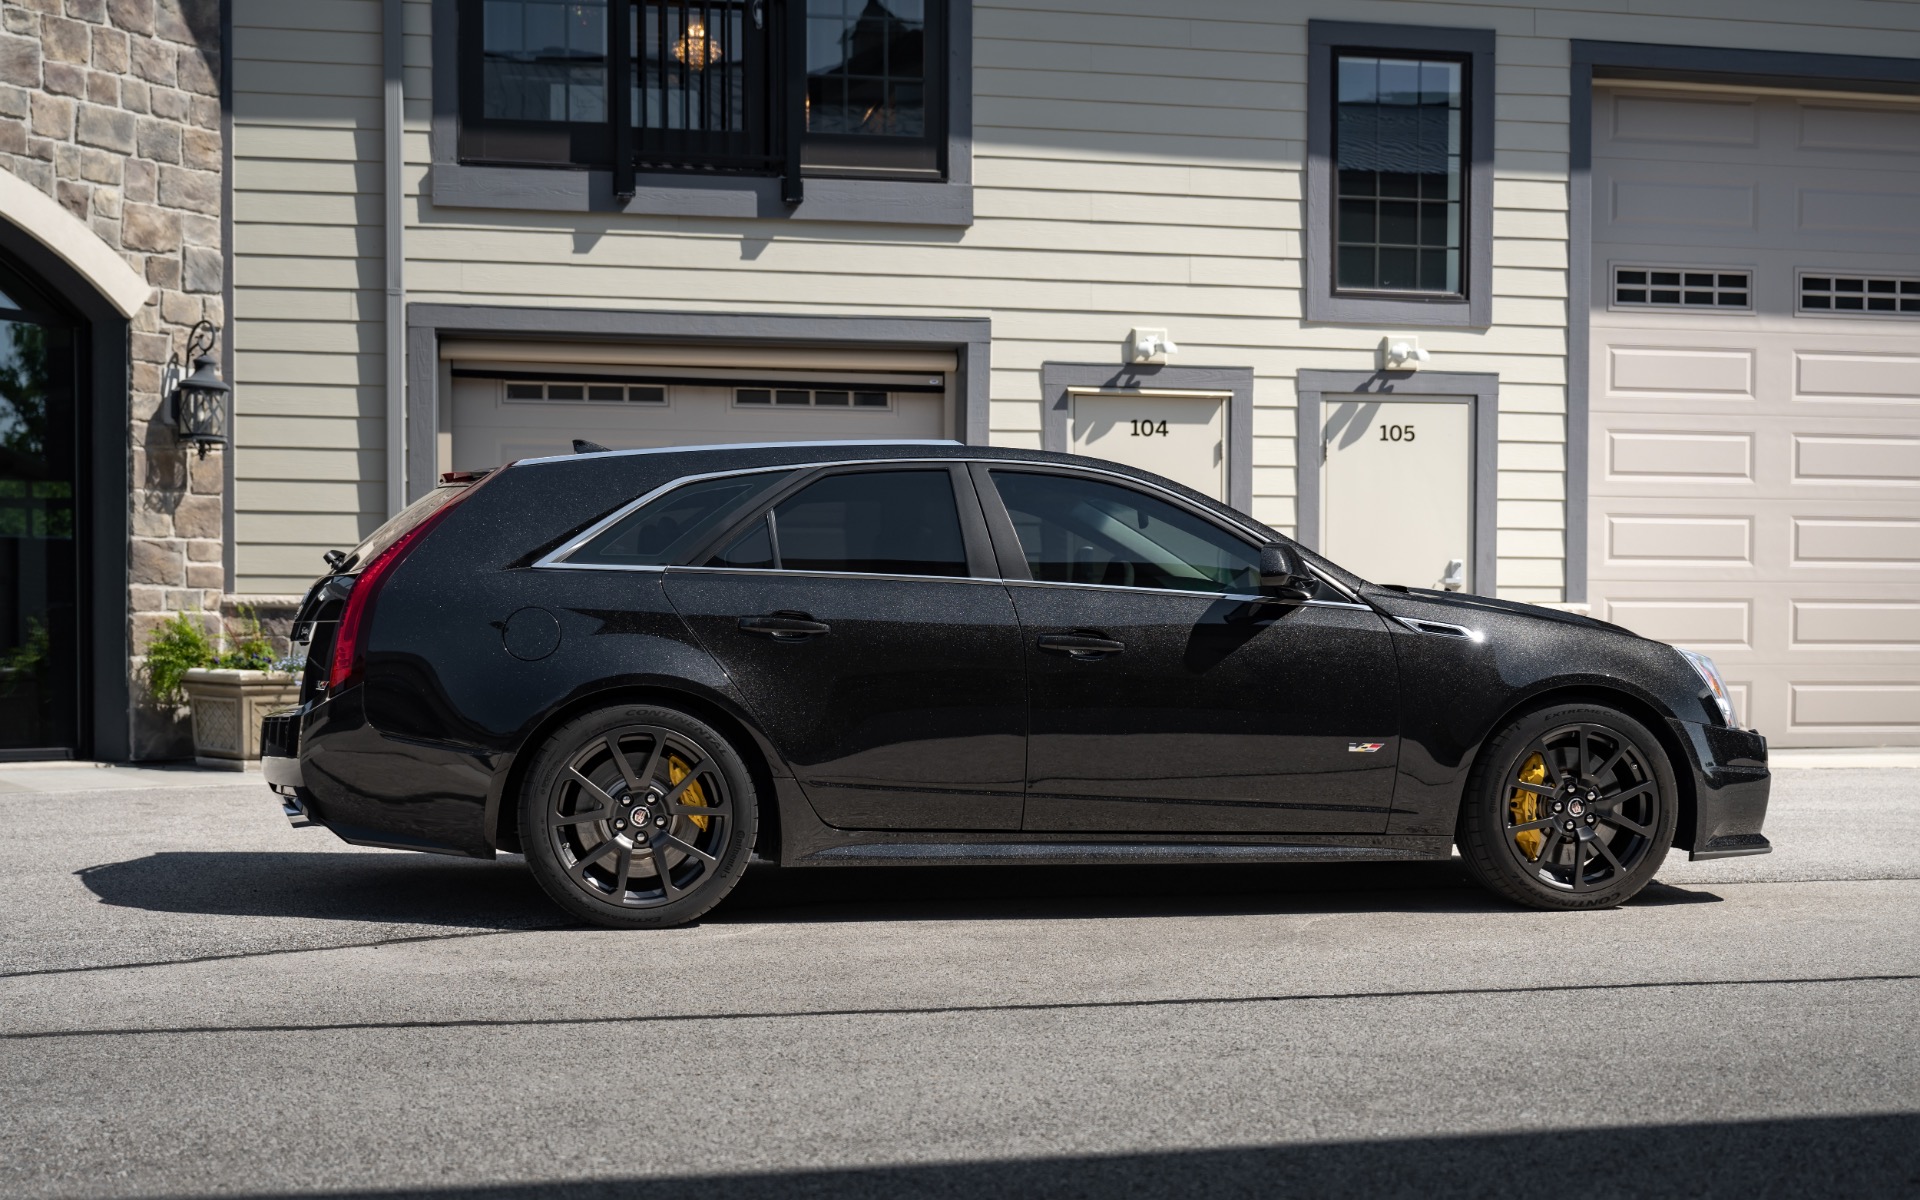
668 755 710 832
1512 753 1547 860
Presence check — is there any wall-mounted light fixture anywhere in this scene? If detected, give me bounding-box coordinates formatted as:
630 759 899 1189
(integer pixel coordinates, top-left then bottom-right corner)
168 319 230 458
1126 327 1180 365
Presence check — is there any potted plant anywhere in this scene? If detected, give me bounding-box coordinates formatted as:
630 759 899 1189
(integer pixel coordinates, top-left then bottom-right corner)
146 609 301 769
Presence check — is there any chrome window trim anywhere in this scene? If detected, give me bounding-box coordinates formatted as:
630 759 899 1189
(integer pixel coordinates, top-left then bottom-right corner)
1008 577 1371 610
516 438 961 468
667 565 1005 586
531 454 1367 606
532 462 824 569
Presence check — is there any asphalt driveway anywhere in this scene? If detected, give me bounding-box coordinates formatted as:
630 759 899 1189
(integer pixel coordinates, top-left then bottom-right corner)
0 766 1915 1198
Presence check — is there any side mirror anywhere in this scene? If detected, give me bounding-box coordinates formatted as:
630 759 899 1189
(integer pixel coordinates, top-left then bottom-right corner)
1258 544 1316 603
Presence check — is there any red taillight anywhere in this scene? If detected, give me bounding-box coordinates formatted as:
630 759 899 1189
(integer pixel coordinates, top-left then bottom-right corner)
326 482 485 693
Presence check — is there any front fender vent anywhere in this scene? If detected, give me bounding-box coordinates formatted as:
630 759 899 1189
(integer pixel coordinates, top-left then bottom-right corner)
1394 616 1484 641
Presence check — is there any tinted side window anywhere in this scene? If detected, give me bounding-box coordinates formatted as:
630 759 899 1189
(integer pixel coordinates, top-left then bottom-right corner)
570 472 790 566
991 470 1260 594
770 470 968 577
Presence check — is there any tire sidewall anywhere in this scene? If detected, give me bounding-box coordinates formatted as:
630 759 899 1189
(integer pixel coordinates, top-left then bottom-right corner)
1460 703 1678 909
519 704 757 928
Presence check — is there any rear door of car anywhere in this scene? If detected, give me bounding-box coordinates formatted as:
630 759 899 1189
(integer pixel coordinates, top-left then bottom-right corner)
663 463 1029 831
974 464 1401 835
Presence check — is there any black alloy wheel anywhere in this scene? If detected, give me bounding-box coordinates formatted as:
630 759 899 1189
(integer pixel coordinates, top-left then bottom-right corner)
520 705 756 928
1457 703 1677 910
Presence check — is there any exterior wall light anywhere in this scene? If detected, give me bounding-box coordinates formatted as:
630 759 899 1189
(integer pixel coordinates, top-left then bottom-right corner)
168 319 230 458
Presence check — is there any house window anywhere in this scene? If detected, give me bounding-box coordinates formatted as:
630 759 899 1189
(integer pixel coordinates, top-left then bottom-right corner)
457 0 946 179
804 0 944 176
1305 22 1493 328
1334 54 1464 295
461 0 613 165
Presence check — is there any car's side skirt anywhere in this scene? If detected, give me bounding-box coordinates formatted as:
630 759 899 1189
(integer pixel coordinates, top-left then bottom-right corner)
794 838 1453 868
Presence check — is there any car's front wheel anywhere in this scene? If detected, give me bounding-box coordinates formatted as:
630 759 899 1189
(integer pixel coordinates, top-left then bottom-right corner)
1457 703 1678 910
520 704 756 928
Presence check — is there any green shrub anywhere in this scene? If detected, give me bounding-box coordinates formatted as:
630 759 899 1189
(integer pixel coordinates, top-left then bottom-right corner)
144 606 282 705
145 612 215 706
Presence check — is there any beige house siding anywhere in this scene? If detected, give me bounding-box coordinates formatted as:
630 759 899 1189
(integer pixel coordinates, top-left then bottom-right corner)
231 0 1920 600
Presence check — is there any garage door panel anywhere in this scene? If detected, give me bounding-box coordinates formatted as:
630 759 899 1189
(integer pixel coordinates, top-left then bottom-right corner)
1797 102 1920 155
1592 87 1920 745
1793 350 1920 403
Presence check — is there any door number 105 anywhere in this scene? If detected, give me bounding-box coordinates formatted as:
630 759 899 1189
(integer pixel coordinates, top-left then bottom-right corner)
1129 419 1170 437
1379 424 1417 442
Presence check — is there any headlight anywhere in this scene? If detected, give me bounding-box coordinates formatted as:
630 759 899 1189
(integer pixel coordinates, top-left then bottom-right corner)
1678 648 1737 727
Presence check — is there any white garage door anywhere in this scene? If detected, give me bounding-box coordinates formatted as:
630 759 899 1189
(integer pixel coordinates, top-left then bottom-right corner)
441 344 953 472
1589 86 1920 747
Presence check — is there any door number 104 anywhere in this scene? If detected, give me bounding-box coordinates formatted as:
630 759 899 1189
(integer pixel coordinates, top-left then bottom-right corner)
1379 424 1417 442
1129 419 1169 437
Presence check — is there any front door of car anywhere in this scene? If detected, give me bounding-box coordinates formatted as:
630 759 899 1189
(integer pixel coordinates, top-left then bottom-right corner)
975 466 1401 834
663 465 1028 831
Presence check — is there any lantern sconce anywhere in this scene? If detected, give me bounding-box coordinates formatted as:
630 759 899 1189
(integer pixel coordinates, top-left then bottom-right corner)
167 319 230 459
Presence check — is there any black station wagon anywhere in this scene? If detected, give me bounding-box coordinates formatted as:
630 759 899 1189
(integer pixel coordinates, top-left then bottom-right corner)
262 441 1771 927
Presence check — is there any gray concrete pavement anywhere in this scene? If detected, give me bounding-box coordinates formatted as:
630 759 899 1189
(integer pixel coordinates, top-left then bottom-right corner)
0 768 1915 1198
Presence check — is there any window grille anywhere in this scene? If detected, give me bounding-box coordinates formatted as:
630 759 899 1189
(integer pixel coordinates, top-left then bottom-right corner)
1613 268 1750 309
735 387 890 408
504 381 668 403
1800 274 1920 316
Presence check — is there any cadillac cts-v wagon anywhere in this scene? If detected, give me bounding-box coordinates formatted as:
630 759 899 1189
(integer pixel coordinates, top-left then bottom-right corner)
261 440 1770 927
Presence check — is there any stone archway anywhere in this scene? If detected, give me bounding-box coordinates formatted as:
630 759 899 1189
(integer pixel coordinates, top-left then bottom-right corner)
0 175 148 761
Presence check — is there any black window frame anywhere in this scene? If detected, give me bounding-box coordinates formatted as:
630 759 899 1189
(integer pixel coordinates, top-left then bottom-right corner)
1305 21 1495 328
677 463 996 580
457 0 617 168
454 0 949 185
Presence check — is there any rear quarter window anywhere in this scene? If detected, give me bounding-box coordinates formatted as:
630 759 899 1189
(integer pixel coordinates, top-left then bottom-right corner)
566 471 793 567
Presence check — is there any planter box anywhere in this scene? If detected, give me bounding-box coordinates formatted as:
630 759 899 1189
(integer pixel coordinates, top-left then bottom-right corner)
180 669 302 769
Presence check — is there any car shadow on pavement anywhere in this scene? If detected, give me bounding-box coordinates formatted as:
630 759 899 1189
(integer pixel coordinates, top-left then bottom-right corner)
709 860 1725 924
197 1112 1917 1199
74 852 565 931
74 852 1723 930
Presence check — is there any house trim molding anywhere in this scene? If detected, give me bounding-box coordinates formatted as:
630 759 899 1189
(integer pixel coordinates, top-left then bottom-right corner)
1294 368 1499 595
404 304 992 501
1304 21 1495 329
1038 362 1255 514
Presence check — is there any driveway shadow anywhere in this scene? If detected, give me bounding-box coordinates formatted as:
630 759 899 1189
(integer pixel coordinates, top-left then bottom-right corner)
75 852 562 931
75 852 1722 929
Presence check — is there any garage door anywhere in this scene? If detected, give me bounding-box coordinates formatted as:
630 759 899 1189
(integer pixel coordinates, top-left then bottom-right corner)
1589 85 1920 747
441 342 953 471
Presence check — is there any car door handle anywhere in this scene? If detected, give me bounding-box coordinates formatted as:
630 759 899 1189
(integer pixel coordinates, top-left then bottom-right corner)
1036 634 1125 659
738 614 831 639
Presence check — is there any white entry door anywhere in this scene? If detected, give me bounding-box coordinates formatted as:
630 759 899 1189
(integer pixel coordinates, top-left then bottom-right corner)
1067 388 1228 501
1323 396 1473 592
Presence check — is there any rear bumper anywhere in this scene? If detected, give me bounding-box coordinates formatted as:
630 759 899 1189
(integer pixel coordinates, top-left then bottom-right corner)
263 685 497 858
1669 719 1772 861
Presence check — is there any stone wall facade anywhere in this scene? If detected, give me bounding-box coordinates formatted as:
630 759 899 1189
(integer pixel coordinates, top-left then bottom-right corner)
0 0 225 756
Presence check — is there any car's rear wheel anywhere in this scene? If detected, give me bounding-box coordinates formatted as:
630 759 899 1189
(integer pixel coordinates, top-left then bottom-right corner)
1457 703 1677 910
519 704 756 928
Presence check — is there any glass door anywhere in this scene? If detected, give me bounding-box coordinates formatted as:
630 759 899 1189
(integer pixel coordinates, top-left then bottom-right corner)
0 261 79 757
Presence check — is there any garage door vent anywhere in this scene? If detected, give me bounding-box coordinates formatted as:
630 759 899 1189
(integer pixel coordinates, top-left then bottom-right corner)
1800 274 1920 316
1613 267 1750 309
736 387 891 409
505 382 668 405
